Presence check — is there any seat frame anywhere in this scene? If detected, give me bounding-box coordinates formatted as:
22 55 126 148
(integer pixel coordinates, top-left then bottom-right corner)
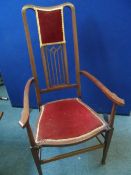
19 3 125 175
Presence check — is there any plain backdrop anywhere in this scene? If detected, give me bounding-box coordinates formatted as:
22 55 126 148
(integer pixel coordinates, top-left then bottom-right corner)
0 0 130 115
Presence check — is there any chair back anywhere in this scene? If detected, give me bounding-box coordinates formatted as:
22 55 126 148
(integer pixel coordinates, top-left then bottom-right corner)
22 3 81 106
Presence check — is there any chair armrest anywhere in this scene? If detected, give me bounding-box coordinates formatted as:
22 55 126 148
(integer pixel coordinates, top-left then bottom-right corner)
19 77 35 128
80 70 125 106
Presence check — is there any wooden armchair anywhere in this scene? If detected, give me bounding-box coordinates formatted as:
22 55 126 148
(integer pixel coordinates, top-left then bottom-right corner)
19 3 125 175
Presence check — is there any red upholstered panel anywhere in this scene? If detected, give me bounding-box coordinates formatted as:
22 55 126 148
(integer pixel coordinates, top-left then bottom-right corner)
37 99 104 141
37 9 64 45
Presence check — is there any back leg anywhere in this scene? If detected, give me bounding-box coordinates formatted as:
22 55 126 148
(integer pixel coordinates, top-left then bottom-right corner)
101 128 114 164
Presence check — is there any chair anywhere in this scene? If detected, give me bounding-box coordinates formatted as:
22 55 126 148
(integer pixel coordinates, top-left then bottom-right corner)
19 3 125 175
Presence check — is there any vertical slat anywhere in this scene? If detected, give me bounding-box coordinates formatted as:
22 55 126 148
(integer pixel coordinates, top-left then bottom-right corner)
63 44 69 84
41 47 50 87
50 47 56 85
53 50 59 84
57 46 62 83
44 46 52 86
60 46 66 83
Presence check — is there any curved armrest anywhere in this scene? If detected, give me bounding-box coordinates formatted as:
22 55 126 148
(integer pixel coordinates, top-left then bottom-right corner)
80 70 125 106
19 77 35 128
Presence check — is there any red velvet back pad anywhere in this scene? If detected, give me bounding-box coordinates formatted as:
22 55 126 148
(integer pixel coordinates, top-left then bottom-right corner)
37 9 64 44
38 99 103 140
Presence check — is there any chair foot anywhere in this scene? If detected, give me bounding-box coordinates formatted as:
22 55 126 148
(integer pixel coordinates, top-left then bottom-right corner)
101 160 106 165
31 147 43 175
0 112 3 120
101 128 114 164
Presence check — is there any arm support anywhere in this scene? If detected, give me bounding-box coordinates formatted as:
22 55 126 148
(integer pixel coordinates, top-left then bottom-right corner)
19 77 35 128
80 70 125 106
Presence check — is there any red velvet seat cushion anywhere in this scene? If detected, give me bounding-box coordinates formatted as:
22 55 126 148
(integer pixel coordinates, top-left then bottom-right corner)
35 98 107 145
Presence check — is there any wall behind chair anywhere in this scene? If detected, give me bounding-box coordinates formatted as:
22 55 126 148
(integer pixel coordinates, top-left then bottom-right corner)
0 0 130 115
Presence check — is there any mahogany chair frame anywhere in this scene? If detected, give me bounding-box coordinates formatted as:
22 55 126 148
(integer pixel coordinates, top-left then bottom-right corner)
19 3 125 175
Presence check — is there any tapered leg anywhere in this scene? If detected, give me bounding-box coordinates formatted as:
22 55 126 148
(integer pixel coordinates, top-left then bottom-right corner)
31 147 43 175
101 128 114 164
0 112 3 120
